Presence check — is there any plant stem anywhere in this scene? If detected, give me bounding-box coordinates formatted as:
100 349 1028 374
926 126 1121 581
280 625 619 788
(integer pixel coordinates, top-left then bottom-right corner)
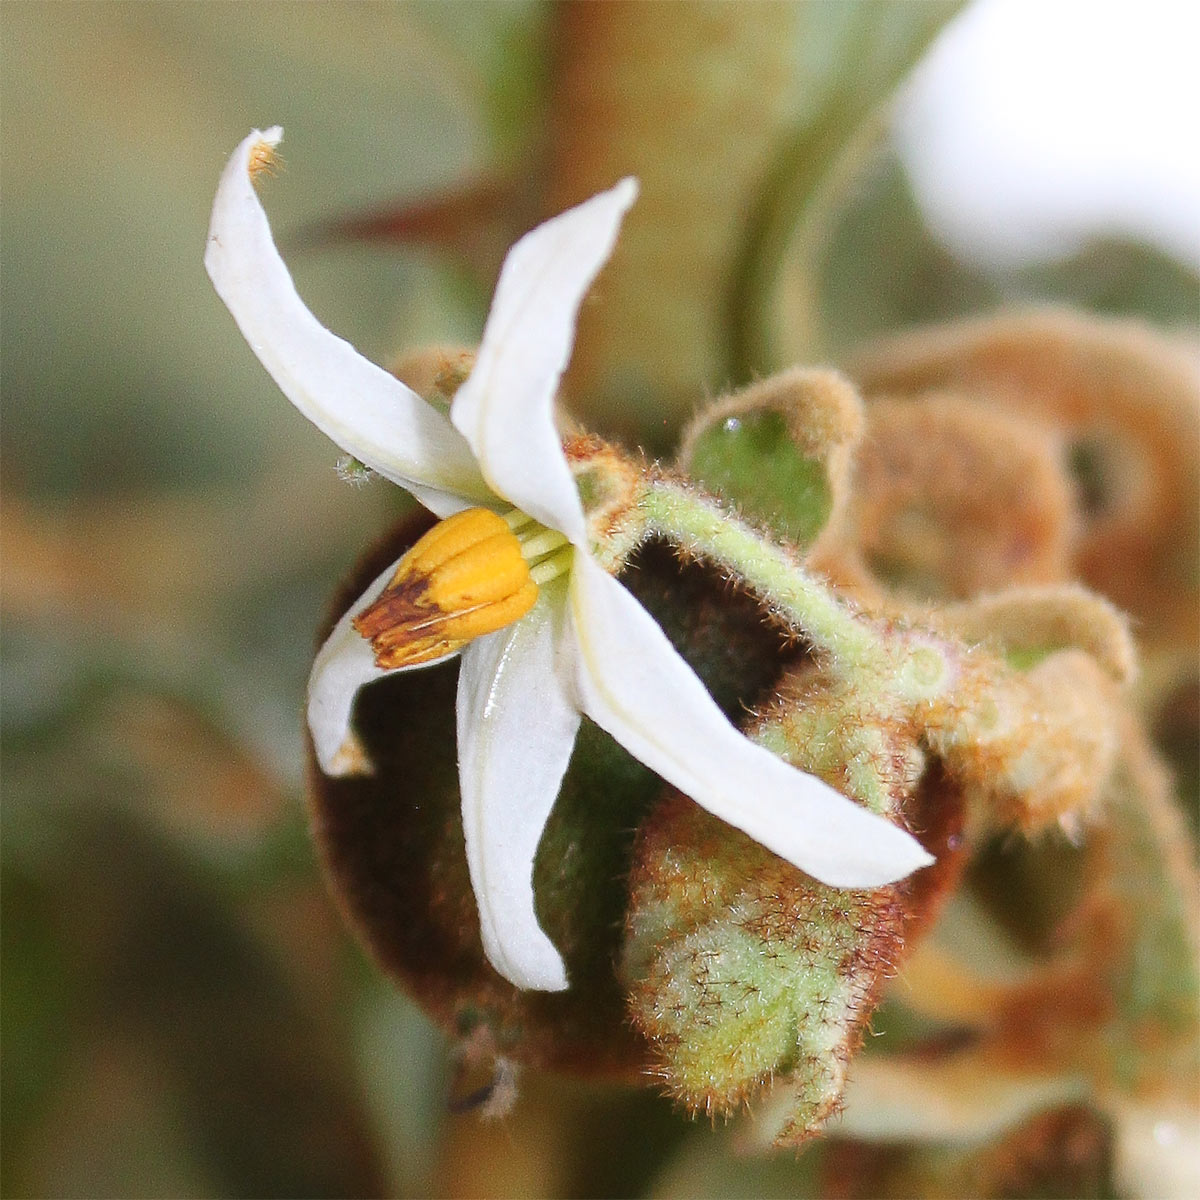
640 479 883 666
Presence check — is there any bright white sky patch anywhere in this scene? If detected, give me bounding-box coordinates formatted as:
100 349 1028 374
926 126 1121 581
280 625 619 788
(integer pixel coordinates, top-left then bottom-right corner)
897 0 1200 269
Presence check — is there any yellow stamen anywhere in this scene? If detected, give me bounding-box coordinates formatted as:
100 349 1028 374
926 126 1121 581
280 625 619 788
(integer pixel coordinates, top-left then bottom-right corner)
529 546 575 586
354 507 541 669
503 510 537 533
519 528 570 560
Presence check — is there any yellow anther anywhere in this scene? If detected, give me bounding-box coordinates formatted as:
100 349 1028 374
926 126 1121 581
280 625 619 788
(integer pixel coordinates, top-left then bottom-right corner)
354 507 539 669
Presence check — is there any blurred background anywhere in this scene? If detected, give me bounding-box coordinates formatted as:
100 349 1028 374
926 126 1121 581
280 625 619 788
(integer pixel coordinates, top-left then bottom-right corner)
2 2 1196 1196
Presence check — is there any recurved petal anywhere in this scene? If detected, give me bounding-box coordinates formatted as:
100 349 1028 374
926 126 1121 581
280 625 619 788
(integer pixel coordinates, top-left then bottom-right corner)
450 179 639 543
566 554 934 888
457 589 580 991
307 559 461 776
205 128 490 516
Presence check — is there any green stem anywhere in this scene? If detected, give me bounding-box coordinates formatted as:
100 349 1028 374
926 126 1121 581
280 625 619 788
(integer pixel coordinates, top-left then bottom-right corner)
640 479 884 666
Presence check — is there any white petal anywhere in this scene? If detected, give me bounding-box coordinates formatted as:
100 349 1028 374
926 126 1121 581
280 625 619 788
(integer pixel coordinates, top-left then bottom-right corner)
566 555 935 888
205 128 490 516
307 558 462 776
450 179 639 541
307 561 393 776
457 591 580 991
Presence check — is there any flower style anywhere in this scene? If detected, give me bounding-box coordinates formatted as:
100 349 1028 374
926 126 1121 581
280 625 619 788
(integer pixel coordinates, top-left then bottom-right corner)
206 128 932 992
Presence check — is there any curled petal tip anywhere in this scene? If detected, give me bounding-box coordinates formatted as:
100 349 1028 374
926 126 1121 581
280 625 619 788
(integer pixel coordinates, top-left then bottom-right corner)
447 175 641 543
205 128 485 509
328 736 375 778
480 929 569 992
792 802 935 891
859 829 935 888
457 613 579 993
613 175 639 203
247 127 284 180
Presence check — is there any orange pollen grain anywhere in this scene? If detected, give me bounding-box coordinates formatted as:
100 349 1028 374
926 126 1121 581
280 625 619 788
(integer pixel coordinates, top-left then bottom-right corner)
353 508 539 669
248 139 281 181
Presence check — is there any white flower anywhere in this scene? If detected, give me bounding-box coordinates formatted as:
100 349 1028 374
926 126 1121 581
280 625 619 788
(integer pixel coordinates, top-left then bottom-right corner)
206 128 933 993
